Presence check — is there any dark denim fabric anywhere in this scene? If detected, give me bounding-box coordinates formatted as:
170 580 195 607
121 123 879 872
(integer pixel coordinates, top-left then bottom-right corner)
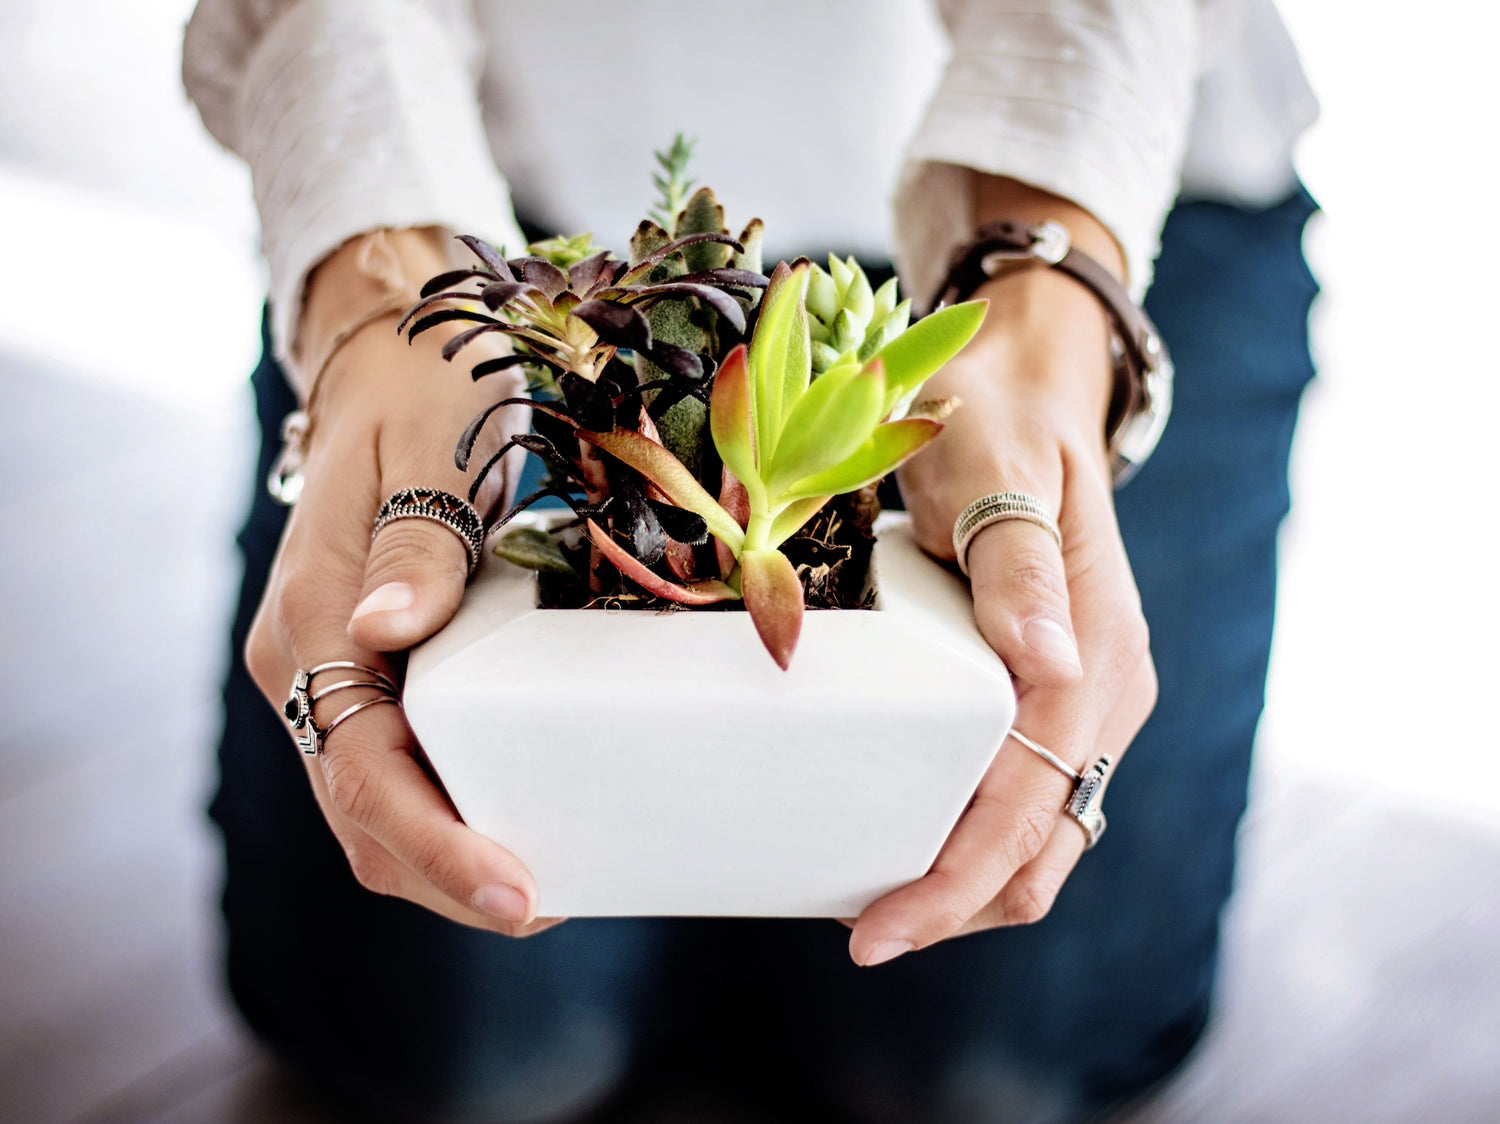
211 187 1318 1123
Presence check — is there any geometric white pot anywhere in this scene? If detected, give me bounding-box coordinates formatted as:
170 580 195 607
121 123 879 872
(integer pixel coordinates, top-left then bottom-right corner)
404 511 1015 918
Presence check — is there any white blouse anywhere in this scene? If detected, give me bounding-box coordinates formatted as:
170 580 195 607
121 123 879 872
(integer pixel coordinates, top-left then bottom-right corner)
182 0 1318 371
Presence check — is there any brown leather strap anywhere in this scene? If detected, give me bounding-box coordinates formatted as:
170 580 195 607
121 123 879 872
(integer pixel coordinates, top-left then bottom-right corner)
929 219 1173 483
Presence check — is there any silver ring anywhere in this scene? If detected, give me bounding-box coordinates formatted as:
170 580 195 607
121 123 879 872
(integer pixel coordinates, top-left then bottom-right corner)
286 663 402 757
952 492 1061 576
373 488 486 577
1006 728 1114 850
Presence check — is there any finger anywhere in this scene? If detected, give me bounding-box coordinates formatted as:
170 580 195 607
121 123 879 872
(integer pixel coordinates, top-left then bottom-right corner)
255 413 546 929
969 520 1083 688
847 714 1080 965
347 329 529 653
958 654 1156 936
348 428 487 652
980 811 1088 930
298 691 544 924
350 512 472 651
310 786 566 937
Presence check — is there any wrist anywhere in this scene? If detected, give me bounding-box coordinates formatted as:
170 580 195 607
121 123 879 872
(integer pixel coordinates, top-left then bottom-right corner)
293 227 450 402
964 269 1116 431
926 176 1170 485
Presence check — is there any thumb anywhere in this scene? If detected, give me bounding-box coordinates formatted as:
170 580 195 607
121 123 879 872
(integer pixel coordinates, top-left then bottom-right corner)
348 499 474 652
967 523 1084 688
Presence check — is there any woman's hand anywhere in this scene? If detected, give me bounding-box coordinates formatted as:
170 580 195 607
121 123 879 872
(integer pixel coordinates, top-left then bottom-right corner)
243 229 558 936
848 180 1159 966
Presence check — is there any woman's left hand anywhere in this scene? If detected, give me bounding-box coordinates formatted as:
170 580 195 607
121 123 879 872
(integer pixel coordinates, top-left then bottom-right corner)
847 200 1158 965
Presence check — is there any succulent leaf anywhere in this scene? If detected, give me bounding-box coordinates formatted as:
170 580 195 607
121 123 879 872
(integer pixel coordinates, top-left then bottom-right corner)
645 498 710 545
733 219 765 283
470 353 558 382
843 261 874 320
457 235 513 279
747 261 811 463
806 266 839 325
674 186 731 272
780 417 944 501
420 268 488 298
708 344 761 511
493 527 576 575
858 300 911 363
764 361 886 496
586 520 739 605
740 548 804 670
605 282 747 335
517 258 569 300
621 232 743 284
558 372 616 431
642 339 705 381
767 494 833 549
480 279 541 311
436 320 514 358
570 300 653 352
567 250 618 295
527 231 596 268
649 134 698 229
629 219 672 268
578 427 745 554
871 299 988 416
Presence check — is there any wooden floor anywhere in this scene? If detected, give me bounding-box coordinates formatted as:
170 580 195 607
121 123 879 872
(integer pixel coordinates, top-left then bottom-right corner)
3 351 1498 1123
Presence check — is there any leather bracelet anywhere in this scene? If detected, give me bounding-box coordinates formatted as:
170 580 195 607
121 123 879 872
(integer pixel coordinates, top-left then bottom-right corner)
929 220 1174 485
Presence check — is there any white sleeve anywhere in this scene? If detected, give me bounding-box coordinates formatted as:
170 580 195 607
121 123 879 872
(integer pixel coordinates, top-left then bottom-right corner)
182 0 527 363
894 0 1206 305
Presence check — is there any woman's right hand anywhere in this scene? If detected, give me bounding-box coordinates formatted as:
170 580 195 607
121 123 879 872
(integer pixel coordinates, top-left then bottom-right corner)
244 230 558 936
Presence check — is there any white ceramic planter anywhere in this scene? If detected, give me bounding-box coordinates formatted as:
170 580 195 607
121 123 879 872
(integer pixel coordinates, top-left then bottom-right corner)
404 512 1015 917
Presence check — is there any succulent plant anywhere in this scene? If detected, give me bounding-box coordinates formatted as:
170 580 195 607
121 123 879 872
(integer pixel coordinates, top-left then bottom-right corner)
396 230 765 583
806 256 913 378
576 261 987 666
402 139 989 669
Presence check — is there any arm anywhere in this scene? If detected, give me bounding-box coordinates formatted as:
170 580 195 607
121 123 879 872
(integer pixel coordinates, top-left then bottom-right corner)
849 0 1201 964
183 0 526 390
185 1 549 932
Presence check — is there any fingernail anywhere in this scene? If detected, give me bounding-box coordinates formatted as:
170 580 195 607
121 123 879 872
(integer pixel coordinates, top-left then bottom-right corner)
1023 617 1082 673
472 884 530 923
863 939 915 967
351 582 415 622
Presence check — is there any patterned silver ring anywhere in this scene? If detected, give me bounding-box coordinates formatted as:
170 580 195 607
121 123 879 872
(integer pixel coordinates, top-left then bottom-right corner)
1006 728 1113 850
952 492 1061 576
373 488 486 577
285 662 402 757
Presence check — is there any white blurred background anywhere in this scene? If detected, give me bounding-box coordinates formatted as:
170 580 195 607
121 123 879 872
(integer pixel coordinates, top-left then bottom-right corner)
0 2 1495 1121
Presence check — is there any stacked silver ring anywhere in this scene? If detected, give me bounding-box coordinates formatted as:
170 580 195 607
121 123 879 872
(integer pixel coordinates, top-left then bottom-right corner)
285 661 402 757
373 488 486 577
952 492 1061 576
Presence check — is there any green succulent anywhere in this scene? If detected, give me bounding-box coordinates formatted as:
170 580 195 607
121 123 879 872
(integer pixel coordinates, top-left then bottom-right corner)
416 136 992 669
582 260 987 667
806 256 913 377
526 231 599 269
649 133 698 230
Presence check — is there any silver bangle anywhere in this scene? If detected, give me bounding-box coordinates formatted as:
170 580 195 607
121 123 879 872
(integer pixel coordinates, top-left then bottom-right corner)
951 492 1061 576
